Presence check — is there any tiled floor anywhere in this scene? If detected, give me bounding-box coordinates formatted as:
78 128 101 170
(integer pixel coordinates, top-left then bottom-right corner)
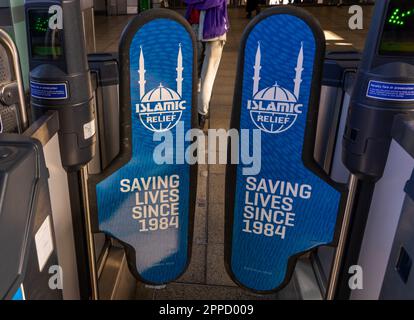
94 5 373 300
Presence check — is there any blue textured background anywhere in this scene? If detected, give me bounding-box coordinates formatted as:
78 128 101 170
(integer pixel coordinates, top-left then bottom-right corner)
230 14 341 291
96 19 193 284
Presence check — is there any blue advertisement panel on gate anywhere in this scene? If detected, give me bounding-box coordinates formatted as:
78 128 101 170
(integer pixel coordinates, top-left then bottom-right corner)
94 9 197 284
225 8 346 293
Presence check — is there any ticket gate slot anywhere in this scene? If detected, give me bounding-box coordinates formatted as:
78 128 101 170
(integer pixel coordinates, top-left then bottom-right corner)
314 51 360 184
329 0 414 299
87 53 120 174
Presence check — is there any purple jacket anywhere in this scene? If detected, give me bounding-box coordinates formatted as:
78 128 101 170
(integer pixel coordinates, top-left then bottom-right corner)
185 0 229 40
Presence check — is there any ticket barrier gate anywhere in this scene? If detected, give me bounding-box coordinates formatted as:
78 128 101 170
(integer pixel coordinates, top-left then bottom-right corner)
0 1 130 298
234 1 414 299
347 115 414 300
311 49 360 295
289 1 414 299
23 0 136 300
0 131 62 300
225 6 350 295
312 5 414 299
4 1 409 297
0 38 132 300
318 113 414 300
326 0 414 300
269 48 361 299
89 8 197 287
6 7 197 299
293 30 414 301
0 26 79 300
380 117 414 299
0 29 62 300
2 2 362 300
86 53 137 299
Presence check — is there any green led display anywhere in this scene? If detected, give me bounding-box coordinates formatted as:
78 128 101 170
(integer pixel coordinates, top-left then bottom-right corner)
34 17 49 33
28 10 63 60
380 1 414 56
387 7 414 26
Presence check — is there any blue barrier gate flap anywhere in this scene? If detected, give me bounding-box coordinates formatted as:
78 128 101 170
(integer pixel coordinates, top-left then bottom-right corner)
12 286 24 300
96 16 194 284
227 11 342 292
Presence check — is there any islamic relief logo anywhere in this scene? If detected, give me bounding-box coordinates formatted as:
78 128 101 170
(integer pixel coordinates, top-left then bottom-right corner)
135 44 186 132
247 42 304 134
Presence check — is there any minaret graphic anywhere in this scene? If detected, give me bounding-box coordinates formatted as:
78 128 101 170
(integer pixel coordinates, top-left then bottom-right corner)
138 44 183 98
176 44 183 97
293 42 304 99
253 42 262 96
138 46 146 100
252 41 304 99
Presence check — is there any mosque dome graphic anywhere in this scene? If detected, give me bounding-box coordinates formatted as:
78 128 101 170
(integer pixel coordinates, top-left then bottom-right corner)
254 83 298 102
136 44 186 132
141 84 181 103
248 42 304 134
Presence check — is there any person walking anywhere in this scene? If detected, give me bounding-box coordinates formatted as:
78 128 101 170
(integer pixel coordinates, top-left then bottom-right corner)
246 0 260 19
185 0 229 128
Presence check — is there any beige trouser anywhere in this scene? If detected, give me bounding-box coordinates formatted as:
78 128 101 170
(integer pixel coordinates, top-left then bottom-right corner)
197 40 225 115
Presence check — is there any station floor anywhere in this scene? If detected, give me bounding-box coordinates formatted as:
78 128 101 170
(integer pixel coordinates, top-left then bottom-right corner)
94 5 372 299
